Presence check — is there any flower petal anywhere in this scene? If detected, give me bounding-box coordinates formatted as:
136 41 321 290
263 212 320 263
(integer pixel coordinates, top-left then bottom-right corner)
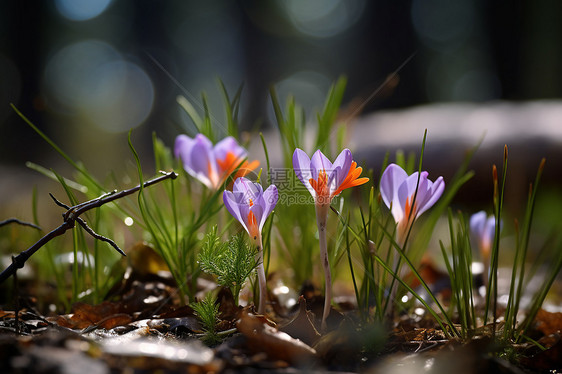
293 148 315 197
485 216 496 235
329 148 352 192
483 216 496 248
417 176 444 216
223 190 249 234
174 134 194 160
232 177 262 205
176 134 218 188
259 184 278 230
380 164 408 219
214 136 246 161
310 149 333 182
470 211 487 237
404 171 428 211
395 172 422 221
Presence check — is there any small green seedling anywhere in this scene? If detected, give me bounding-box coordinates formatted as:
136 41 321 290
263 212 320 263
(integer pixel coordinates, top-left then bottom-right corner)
191 292 221 345
198 227 259 306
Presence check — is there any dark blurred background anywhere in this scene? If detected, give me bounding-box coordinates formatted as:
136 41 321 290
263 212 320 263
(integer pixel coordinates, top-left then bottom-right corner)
1 0 562 210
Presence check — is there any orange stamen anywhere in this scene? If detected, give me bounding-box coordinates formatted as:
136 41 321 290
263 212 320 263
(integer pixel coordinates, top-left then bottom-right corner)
217 151 239 175
332 162 369 197
247 210 259 239
218 151 260 186
404 195 418 221
309 170 329 198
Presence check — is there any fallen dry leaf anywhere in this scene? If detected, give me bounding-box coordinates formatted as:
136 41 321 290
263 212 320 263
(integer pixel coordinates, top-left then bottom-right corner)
236 310 316 365
521 337 562 371
48 301 133 330
280 295 321 346
534 309 562 336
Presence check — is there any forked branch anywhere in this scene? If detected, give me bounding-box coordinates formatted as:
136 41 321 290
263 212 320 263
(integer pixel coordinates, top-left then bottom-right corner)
0 171 178 284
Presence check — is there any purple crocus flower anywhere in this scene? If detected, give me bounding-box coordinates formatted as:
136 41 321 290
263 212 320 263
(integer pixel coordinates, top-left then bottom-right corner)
174 134 259 190
223 177 278 243
293 148 369 209
469 211 500 289
469 211 496 261
293 147 369 330
380 163 445 243
223 177 278 314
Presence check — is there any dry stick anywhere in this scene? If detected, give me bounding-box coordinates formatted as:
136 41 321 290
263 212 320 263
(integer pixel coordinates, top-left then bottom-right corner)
0 218 41 231
0 171 178 285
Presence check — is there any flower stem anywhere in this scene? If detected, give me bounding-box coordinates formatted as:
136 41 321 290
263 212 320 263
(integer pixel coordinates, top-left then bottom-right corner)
316 204 331 331
255 235 267 314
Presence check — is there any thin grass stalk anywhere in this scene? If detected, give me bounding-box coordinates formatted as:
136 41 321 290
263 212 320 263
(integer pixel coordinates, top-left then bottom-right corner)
262 211 275 275
503 219 521 340
494 147 509 335
380 223 461 337
460 225 474 334
485 146 508 336
129 133 187 304
512 159 545 329
11 104 103 191
53 172 88 303
358 208 374 319
201 93 214 141
71 227 80 303
454 214 470 335
384 131 428 318
445 210 465 336
260 133 272 185
344 212 362 316
517 237 562 340
439 240 456 316
259 132 274 274
32 188 68 311
217 78 241 138
458 213 476 333
13 104 146 227
446 209 476 338
372 253 455 338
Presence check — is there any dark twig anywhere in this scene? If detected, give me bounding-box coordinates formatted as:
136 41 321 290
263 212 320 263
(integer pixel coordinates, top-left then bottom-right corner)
0 218 41 231
12 256 20 335
0 171 178 285
48 194 124 255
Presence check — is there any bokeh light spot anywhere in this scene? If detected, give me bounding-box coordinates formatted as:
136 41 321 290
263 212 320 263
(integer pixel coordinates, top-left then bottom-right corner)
452 69 501 101
281 0 366 38
411 0 474 51
55 0 112 21
85 60 154 133
268 71 331 127
43 40 154 133
273 71 331 113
